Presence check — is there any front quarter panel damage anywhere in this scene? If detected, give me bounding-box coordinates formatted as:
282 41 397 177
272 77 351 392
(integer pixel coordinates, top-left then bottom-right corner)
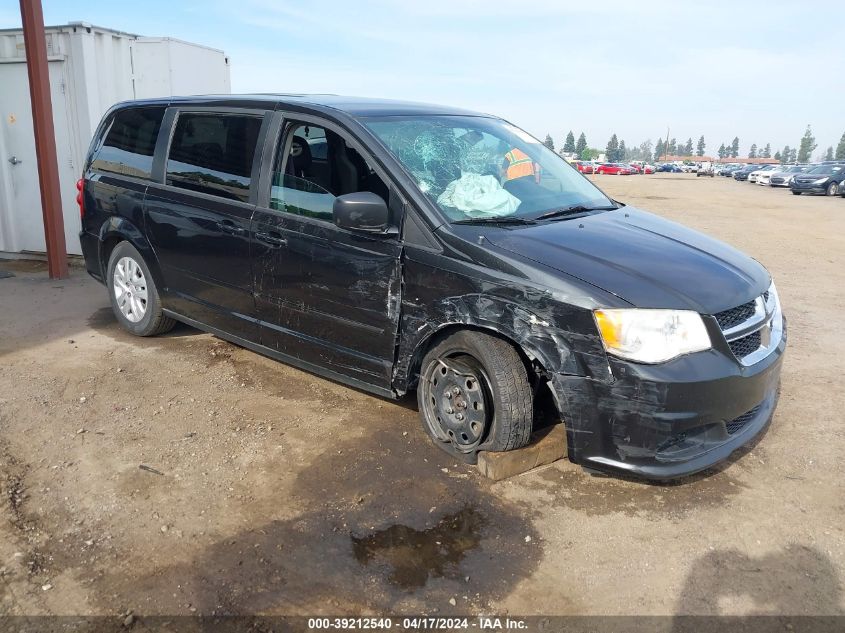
394 246 614 395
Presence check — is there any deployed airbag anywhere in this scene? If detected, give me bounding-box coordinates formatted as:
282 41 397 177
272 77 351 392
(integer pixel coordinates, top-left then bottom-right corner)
437 173 520 217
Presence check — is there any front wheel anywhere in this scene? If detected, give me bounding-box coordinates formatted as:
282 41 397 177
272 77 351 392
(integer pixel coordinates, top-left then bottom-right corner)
418 330 532 459
107 242 175 337
792 191 802 195
826 182 839 196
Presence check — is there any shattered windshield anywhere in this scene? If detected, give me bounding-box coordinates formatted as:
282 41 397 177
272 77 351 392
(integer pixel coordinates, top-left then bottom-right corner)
364 115 613 221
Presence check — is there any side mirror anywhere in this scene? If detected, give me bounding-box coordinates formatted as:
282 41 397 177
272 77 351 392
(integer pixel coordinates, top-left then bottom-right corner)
333 192 392 234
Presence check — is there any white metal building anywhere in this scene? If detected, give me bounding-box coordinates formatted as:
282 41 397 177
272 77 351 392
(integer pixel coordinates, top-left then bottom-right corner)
0 22 231 256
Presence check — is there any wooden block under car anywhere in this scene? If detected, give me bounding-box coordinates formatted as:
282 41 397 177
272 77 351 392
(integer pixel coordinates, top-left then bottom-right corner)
476 424 567 481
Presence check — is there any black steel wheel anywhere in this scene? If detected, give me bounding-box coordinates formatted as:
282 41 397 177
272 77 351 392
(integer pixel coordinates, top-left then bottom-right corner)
418 330 533 458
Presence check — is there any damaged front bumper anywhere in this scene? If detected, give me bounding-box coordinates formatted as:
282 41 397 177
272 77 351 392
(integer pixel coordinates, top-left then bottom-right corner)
551 318 787 480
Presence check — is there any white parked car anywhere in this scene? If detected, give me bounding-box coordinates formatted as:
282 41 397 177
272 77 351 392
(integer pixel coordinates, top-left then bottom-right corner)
749 165 779 184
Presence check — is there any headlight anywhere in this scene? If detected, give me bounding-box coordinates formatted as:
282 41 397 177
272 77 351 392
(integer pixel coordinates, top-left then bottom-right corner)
593 309 711 363
814 177 829 184
767 279 782 323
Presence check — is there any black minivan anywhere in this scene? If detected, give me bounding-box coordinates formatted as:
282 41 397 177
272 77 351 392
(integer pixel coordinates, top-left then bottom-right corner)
78 95 786 480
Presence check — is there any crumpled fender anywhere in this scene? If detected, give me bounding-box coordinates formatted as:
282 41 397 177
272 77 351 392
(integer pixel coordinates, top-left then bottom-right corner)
393 290 613 394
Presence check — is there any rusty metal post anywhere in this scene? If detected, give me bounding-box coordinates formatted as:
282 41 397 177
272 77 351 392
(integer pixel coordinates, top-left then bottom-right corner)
19 0 68 279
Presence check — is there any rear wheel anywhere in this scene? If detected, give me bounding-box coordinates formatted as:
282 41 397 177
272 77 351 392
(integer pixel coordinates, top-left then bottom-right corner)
107 242 175 337
418 330 532 459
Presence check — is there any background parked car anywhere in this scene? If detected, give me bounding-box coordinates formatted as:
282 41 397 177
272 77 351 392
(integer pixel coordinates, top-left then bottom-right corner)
642 164 655 174
574 161 594 174
752 165 782 185
790 163 845 196
696 162 715 177
733 165 758 181
596 163 632 175
748 165 779 184
656 163 683 173
717 164 742 176
768 165 808 188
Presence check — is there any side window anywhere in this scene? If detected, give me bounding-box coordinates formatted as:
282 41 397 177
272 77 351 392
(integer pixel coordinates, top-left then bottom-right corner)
269 121 389 221
91 107 165 179
166 113 262 203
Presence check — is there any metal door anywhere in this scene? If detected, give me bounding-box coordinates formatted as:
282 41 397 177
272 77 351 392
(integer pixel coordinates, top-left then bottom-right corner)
0 60 80 254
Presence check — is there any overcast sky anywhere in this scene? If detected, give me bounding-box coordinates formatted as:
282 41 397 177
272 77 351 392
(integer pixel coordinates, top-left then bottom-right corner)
2 0 842 158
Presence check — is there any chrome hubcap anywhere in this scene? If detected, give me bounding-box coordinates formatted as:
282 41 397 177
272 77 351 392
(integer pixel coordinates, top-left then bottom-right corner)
113 256 148 323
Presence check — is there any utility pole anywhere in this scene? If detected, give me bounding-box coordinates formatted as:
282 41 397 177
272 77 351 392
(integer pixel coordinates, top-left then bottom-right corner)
19 0 68 279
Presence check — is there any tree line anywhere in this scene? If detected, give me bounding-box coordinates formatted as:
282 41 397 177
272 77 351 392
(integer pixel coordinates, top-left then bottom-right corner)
542 125 845 164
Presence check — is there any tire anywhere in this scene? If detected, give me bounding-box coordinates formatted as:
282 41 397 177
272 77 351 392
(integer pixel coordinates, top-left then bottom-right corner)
106 241 175 337
826 182 839 196
792 191 802 195
417 330 532 458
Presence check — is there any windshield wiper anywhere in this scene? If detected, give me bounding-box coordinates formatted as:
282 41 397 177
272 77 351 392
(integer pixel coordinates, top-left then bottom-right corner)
534 204 617 221
452 216 536 225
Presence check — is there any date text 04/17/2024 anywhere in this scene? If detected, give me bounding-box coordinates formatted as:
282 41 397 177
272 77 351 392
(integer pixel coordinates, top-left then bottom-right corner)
307 617 528 630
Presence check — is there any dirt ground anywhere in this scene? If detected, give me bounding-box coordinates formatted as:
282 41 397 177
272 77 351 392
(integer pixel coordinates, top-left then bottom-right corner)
1 174 843 618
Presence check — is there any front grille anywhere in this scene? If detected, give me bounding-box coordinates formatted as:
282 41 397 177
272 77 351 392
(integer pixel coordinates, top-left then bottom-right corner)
714 300 756 330
715 291 777 363
771 177 784 184
729 330 761 358
726 404 761 435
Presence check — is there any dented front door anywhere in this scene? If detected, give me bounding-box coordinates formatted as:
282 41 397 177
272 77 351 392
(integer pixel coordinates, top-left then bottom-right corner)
251 207 402 390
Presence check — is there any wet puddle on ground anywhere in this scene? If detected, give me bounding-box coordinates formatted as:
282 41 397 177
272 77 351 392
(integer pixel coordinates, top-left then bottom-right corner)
351 507 485 590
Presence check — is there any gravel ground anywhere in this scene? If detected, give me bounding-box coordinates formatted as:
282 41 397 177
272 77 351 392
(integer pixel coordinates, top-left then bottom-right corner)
0 173 843 617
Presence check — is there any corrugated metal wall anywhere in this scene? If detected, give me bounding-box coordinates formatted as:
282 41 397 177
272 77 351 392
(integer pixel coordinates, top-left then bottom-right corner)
0 23 230 256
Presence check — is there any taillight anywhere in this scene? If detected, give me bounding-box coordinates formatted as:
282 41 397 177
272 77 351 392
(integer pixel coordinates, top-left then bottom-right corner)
76 178 84 219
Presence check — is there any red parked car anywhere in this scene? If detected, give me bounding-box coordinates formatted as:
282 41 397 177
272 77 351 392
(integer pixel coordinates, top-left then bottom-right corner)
573 161 594 174
595 163 632 175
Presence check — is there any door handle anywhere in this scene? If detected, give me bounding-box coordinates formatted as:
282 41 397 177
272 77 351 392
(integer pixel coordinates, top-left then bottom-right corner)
8 156 22 165
256 231 287 247
217 220 245 235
